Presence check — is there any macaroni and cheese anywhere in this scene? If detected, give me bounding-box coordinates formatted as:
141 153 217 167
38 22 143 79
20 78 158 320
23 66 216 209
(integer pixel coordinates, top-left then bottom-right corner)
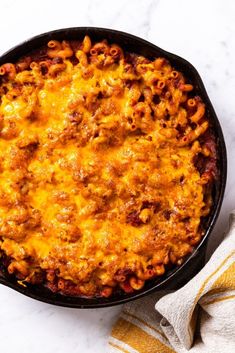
0 36 217 297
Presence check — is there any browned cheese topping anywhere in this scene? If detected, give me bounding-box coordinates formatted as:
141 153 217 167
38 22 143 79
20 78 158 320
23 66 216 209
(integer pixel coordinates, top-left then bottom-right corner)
0 36 216 297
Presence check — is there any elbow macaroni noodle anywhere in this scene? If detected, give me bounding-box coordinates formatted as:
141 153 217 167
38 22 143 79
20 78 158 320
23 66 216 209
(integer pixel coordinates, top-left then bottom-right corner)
0 36 217 297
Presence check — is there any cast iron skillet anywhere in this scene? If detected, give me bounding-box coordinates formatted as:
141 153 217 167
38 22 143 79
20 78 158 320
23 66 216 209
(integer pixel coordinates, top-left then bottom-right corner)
0 27 227 308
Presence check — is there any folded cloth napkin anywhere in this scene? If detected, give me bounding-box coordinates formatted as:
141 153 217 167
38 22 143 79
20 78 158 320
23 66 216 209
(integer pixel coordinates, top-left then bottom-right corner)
108 212 235 353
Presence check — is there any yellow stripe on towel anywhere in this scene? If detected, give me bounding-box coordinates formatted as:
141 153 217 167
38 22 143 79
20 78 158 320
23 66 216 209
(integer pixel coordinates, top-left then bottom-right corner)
111 317 175 353
201 262 235 305
211 261 235 290
122 311 166 339
109 340 134 353
194 251 234 306
187 251 235 339
204 294 235 306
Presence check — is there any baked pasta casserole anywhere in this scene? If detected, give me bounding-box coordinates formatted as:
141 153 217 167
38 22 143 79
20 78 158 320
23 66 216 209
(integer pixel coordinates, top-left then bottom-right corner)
0 36 217 297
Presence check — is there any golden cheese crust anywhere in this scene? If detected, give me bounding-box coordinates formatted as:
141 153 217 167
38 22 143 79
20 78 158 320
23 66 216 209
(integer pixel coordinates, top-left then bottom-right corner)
0 37 217 297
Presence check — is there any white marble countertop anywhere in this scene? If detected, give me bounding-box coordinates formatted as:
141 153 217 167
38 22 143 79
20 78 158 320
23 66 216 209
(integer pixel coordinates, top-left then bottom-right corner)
0 0 235 352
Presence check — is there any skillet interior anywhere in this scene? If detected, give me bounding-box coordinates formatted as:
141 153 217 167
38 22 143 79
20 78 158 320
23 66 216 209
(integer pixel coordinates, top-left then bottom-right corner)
0 27 227 308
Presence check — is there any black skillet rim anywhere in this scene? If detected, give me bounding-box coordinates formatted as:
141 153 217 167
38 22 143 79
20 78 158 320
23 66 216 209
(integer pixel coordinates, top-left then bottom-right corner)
0 27 227 308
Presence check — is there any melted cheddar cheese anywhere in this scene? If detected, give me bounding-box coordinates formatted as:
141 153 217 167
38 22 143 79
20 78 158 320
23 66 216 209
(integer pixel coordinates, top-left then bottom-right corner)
0 38 216 297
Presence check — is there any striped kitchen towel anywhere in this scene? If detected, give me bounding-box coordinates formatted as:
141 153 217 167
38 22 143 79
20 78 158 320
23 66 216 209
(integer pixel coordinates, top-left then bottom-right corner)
108 211 235 353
